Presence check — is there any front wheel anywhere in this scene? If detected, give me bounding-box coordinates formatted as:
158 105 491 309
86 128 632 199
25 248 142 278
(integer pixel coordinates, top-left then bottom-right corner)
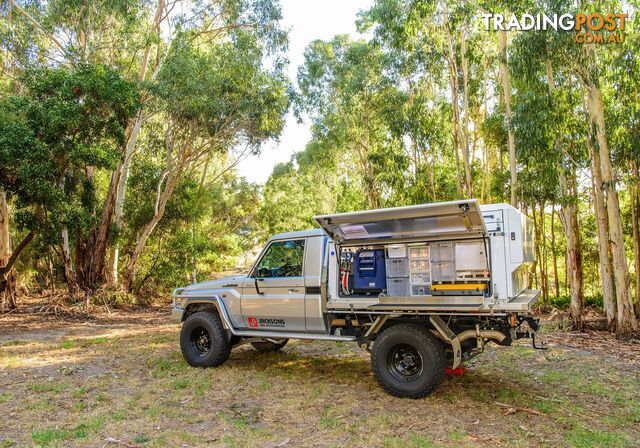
371 323 445 398
180 311 231 367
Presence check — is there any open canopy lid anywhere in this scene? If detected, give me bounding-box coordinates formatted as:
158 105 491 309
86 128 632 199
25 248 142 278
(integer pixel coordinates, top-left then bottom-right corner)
314 199 487 244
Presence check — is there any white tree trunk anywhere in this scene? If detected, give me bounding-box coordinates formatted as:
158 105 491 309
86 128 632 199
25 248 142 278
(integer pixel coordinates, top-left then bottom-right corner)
590 152 616 328
0 189 16 309
586 83 637 338
499 31 517 206
460 32 473 198
545 59 583 329
109 113 144 285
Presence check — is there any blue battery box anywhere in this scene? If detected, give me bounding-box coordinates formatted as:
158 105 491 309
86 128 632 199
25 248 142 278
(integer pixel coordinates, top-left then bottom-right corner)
353 250 386 293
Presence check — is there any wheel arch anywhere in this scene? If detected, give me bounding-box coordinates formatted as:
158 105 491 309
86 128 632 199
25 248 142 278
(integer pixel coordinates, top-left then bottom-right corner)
182 299 222 322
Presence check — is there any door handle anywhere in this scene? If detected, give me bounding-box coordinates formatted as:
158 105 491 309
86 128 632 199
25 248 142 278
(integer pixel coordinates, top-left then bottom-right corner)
288 288 299 293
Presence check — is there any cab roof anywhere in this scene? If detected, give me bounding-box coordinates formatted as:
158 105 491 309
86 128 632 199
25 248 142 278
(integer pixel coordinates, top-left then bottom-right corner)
269 228 326 241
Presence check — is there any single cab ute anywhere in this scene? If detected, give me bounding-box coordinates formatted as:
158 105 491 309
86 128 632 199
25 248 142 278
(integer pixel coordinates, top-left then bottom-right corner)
172 199 542 397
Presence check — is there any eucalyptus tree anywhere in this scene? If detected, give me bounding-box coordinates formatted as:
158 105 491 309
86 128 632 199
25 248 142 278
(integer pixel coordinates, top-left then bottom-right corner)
1 0 163 290
509 24 588 328
1 0 288 291
296 36 406 209
572 6 637 338
121 29 289 290
360 0 476 199
608 9 640 316
0 65 139 302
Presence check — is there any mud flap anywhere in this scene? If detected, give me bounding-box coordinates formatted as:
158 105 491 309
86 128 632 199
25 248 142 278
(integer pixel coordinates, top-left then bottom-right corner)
429 316 462 369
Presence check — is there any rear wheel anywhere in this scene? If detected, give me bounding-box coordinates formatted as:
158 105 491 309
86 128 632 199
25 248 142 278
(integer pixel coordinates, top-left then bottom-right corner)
371 323 445 398
251 339 288 352
180 311 231 367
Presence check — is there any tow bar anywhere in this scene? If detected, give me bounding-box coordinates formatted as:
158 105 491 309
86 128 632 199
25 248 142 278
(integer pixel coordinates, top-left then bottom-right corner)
517 316 547 350
532 332 547 350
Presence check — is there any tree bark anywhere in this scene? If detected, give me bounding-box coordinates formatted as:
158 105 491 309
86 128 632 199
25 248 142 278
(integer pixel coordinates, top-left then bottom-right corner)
531 203 539 292
61 227 76 292
586 116 616 328
583 78 637 338
545 58 583 328
630 160 640 316
444 24 464 198
562 171 584 330
123 172 179 291
108 113 145 285
0 228 35 293
539 202 549 304
499 31 517 206
0 190 16 310
550 205 560 298
460 31 473 198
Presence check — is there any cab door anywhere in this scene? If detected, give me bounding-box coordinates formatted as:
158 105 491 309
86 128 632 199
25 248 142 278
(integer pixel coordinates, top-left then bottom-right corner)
240 238 306 332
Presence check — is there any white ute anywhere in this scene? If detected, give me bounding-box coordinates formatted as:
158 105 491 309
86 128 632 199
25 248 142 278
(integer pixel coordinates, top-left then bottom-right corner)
172 199 543 398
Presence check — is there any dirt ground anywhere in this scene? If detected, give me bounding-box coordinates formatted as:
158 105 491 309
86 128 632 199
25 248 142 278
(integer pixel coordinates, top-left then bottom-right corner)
1 305 639 448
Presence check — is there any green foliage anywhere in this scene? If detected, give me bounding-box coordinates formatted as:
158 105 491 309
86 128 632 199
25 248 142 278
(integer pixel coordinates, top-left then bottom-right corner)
157 30 289 148
0 64 139 236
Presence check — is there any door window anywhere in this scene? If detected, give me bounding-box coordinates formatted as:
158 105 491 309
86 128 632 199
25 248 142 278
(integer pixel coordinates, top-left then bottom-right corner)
254 240 305 278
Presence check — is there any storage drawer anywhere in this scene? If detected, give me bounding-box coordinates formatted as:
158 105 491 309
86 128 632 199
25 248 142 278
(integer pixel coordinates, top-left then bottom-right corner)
385 258 409 277
408 246 429 259
386 244 407 259
386 277 410 296
410 272 431 285
411 284 431 296
410 259 430 272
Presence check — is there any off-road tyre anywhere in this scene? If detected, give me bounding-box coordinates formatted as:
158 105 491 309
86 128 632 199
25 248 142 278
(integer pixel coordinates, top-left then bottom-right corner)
180 311 231 367
371 323 446 398
251 339 288 352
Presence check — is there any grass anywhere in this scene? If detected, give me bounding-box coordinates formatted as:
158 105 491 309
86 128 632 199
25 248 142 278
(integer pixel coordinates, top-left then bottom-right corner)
31 428 73 445
60 336 110 350
31 416 106 445
170 377 190 390
27 381 68 393
563 426 629 448
2 317 638 448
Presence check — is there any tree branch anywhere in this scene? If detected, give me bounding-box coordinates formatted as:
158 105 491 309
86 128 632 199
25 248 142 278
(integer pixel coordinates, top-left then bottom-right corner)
7 0 73 62
0 229 36 276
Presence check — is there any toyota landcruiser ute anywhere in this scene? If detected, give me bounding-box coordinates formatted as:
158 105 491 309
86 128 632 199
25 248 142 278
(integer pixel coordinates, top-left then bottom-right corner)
172 199 542 398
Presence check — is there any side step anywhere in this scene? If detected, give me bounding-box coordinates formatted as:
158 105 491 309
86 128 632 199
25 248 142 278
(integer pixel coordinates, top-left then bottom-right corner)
232 330 357 342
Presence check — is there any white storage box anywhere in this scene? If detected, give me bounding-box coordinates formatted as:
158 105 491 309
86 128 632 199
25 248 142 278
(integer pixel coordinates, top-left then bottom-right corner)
387 277 410 296
385 258 409 277
386 244 407 258
408 245 429 259
410 272 431 285
410 259 430 272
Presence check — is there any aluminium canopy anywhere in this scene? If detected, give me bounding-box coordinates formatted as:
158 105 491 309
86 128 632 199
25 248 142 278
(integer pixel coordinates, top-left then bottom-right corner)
314 199 487 244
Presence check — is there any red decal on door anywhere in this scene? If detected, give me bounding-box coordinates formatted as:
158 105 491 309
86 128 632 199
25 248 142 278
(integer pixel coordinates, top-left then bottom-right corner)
247 317 259 328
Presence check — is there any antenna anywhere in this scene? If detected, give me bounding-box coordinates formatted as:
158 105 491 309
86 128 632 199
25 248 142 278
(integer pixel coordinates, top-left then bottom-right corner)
192 218 197 284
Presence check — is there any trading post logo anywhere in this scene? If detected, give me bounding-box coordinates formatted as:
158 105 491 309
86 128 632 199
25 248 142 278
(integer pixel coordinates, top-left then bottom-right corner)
481 13 628 44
